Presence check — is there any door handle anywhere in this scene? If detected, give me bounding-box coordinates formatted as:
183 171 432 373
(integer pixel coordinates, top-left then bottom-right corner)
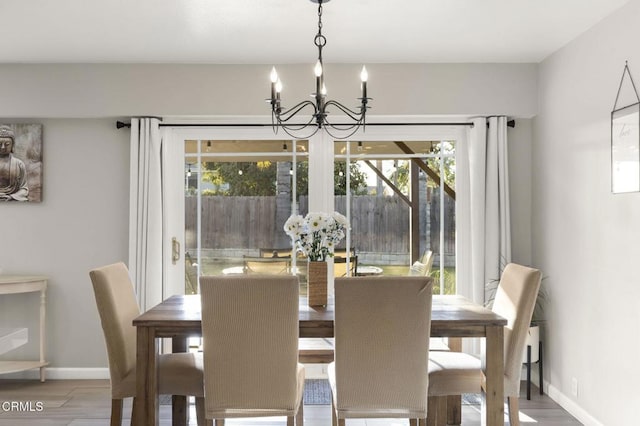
172 237 180 265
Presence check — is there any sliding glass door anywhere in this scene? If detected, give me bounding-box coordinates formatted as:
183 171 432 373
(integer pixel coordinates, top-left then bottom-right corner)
335 139 457 294
167 124 464 297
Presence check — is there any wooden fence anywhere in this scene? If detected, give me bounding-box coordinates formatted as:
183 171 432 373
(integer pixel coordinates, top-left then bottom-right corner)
185 194 455 256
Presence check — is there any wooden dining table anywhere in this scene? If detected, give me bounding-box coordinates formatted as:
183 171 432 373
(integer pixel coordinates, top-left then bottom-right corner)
133 294 507 426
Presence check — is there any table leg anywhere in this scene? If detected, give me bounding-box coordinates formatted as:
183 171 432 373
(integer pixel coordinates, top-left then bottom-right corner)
526 345 531 400
136 326 158 426
483 326 504 426
40 287 47 382
447 337 462 425
172 337 188 426
539 340 544 395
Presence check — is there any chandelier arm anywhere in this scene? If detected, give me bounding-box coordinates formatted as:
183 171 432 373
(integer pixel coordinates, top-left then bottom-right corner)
322 123 364 140
281 116 318 132
324 100 367 121
279 123 320 140
275 100 318 123
323 116 361 131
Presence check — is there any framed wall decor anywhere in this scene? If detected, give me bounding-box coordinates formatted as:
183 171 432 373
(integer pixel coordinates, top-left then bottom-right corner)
0 123 43 202
612 62 640 194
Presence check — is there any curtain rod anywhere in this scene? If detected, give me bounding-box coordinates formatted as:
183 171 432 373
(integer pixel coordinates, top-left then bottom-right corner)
116 120 515 129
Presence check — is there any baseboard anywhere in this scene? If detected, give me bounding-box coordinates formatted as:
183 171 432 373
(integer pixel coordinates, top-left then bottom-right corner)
546 383 604 426
0 368 109 380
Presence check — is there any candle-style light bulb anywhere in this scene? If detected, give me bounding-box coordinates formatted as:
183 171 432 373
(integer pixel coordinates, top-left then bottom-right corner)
360 65 368 100
360 65 368 82
321 83 327 96
275 79 283 93
270 67 278 103
314 60 323 77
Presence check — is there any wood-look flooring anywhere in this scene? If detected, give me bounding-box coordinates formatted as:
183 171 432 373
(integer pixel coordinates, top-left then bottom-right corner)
0 379 582 425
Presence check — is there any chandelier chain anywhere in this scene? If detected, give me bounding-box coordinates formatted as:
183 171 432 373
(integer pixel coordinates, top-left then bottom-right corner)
314 2 326 63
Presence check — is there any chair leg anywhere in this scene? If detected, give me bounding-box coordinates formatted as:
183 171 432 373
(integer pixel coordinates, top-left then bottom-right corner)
129 397 138 426
410 419 417 426
287 415 294 426
331 394 338 426
419 418 427 426
110 399 123 426
507 396 520 426
296 395 304 425
215 419 225 426
173 395 188 426
195 397 208 426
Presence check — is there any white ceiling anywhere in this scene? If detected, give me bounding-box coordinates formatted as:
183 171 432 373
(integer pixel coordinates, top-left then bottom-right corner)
0 0 630 64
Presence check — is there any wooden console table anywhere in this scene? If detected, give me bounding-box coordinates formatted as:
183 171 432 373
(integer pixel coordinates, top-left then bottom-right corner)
0 275 48 381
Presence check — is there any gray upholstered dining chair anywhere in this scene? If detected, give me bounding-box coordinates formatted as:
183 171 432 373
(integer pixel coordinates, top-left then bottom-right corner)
427 263 542 426
89 262 207 426
199 275 305 426
329 276 433 426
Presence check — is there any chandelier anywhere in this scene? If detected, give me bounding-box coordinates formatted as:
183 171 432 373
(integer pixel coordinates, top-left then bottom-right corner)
268 0 370 139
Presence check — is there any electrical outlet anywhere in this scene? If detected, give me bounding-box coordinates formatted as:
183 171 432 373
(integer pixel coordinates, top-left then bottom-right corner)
571 377 578 397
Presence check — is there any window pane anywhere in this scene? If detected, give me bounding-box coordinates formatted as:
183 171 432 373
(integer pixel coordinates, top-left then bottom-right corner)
184 139 308 295
336 140 456 293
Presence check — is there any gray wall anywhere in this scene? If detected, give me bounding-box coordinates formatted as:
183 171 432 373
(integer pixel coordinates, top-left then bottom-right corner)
533 0 640 424
0 63 537 117
0 118 129 372
0 63 536 375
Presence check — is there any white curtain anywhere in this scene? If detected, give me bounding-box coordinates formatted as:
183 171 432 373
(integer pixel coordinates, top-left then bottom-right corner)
456 116 511 306
128 118 164 311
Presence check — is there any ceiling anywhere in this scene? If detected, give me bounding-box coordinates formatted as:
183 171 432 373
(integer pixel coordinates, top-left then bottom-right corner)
0 0 630 64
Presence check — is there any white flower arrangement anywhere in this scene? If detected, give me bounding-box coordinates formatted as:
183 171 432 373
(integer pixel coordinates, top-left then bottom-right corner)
283 212 349 261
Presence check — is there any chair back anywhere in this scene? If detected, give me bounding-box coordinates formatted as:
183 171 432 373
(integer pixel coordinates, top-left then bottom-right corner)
185 252 198 294
334 276 433 418
199 275 300 417
259 248 291 258
89 262 139 394
408 250 434 277
492 263 542 396
334 256 357 277
421 250 434 273
244 257 290 274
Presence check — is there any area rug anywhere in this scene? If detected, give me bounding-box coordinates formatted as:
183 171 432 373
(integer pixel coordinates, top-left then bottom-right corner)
160 379 332 406
303 379 331 405
462 393 481 405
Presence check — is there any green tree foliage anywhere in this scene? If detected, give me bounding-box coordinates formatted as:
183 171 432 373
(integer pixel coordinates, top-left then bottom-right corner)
334 162 369 195
200 160 368 196
202 161 276 196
